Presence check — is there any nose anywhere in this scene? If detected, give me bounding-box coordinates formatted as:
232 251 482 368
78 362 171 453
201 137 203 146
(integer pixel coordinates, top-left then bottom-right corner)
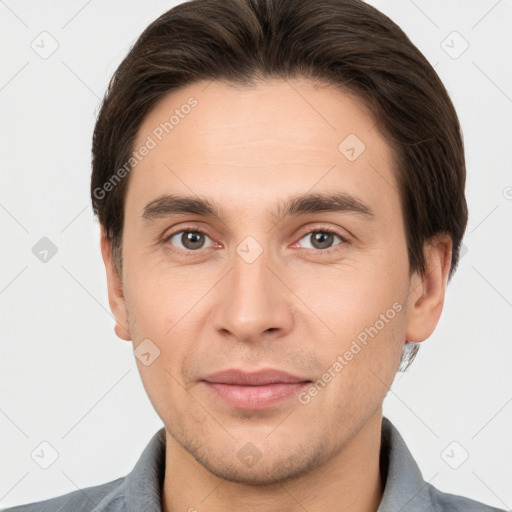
211 241 294 344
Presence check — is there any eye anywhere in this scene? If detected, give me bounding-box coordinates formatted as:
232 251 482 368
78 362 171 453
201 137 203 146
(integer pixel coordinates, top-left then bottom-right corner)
163 225 348 256
295 228 347 253
165 228 216 252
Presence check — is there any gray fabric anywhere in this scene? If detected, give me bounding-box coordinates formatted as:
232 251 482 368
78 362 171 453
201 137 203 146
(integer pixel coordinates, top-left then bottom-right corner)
2 417 505 511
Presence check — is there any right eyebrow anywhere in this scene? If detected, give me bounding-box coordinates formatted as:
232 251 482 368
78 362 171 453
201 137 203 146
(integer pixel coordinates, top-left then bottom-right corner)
141 194 224 223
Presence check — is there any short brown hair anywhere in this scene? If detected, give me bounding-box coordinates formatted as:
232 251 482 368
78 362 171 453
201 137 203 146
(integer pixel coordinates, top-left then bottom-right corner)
91 0 468 371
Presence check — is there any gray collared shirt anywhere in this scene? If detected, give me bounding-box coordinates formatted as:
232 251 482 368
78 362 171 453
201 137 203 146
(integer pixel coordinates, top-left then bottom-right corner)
1 417 505 512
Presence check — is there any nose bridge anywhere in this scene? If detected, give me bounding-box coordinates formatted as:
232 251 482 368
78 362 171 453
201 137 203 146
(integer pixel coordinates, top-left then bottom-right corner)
233 239 272 300
212 235 293 342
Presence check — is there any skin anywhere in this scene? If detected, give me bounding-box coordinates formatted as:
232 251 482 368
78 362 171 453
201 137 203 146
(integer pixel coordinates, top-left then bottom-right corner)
100 78 452 512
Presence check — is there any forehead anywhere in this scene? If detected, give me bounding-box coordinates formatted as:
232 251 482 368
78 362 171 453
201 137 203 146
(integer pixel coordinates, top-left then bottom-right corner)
126 78 398 221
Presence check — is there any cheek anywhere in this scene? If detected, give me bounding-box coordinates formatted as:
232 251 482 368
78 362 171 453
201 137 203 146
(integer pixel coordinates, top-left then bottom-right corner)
123 252 204 337
287 248 409 332
288 255 408 401
300 301 406 424
123 265 207 383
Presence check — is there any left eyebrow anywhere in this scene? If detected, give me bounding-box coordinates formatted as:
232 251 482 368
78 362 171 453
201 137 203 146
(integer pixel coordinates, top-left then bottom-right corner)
141 191 375 224
275 191 375 220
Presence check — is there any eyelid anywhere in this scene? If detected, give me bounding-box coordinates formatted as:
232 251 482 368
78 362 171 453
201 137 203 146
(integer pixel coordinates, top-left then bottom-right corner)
295 223 351 243
292 224 350 254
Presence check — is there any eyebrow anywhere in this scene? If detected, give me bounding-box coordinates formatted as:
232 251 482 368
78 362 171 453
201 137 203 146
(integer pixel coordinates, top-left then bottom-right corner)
141 191 375 224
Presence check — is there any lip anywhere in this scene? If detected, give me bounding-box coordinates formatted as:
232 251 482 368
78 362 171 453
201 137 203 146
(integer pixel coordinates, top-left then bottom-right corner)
202 368 310 385
200 368 311 410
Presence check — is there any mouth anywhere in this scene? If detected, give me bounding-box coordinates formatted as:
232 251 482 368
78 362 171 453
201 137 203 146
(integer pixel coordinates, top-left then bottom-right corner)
200 368 312 410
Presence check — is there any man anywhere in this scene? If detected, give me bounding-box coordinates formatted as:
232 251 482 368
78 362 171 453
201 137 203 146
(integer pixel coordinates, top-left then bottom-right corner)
2 0 505 511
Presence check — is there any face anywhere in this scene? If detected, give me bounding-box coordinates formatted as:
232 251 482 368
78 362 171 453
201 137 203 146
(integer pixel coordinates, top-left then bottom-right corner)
102 78 449 485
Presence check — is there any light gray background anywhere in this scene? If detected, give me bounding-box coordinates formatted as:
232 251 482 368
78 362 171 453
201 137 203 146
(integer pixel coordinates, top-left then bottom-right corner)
1 0 511 509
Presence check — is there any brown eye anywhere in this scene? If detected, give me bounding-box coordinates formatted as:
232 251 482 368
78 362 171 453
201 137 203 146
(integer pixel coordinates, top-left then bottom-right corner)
166 230 214 252
310 231 335 250
297 229 346 253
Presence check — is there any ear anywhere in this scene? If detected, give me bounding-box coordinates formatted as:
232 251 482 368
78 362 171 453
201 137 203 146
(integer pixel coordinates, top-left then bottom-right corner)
405 233 453 343
100 227 131 341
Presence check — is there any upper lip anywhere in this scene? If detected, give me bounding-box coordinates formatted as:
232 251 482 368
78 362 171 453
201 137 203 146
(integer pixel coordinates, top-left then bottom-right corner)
202 368 311 386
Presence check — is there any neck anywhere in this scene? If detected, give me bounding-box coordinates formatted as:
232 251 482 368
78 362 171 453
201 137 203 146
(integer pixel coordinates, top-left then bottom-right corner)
162 409 384 512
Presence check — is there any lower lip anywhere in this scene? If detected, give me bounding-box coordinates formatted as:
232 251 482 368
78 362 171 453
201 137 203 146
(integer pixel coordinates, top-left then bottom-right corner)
202 381 310 410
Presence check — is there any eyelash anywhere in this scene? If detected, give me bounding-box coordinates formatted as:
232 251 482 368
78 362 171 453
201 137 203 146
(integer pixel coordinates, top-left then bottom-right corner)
163 224 349 257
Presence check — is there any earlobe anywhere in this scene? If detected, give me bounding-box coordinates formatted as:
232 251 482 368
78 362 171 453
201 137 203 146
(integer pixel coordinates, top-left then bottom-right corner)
100 228 132 342
405 234 453 343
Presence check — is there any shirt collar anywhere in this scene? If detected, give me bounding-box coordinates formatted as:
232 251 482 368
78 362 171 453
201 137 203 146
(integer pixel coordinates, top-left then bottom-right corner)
123 417 431 512
377 416 434 512
125 427 166 512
